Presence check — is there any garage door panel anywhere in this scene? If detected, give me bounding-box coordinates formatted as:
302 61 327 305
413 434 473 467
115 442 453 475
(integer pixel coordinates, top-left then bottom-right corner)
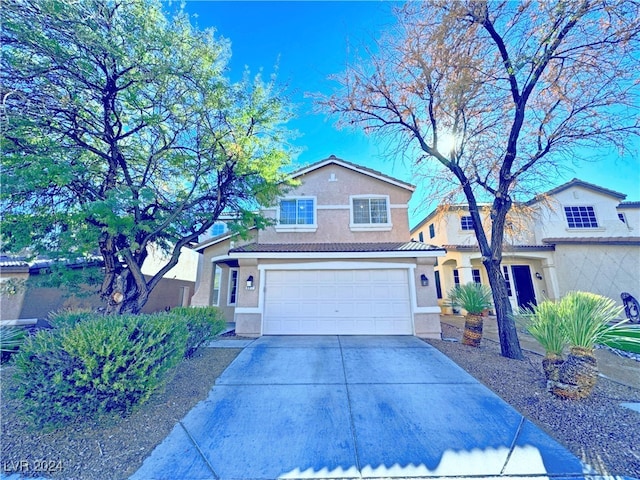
264 268 412 335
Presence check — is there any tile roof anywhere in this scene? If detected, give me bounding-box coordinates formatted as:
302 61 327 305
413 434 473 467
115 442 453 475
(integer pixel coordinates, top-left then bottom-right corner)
230 242 444 254
442 244 555 252
619 201 640 208
542 237 640 245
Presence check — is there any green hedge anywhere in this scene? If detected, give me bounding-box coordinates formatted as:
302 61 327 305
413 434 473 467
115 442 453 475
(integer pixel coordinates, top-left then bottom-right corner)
163 306 226 358
12 314 188 429
48 308 95 329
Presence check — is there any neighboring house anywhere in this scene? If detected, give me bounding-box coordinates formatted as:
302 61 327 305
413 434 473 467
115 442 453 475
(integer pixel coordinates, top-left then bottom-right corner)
0 246 198 319
191 155 445 337
411 178 640 312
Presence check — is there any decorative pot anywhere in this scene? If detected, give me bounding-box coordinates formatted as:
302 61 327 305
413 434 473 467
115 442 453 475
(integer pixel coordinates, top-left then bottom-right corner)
462 313 483 347
551 347 598 399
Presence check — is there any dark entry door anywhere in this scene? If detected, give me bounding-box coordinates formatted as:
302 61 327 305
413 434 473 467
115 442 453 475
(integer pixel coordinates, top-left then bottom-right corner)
511 265 537 309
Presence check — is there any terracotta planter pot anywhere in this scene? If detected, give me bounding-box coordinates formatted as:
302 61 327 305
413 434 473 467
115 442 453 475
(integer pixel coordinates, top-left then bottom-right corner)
551 347 598 400
462 313 483 347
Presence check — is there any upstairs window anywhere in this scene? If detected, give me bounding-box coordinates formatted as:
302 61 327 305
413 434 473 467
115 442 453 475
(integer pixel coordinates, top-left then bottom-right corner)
564 206 598 228
429 223 435 238
460 215 474 230
418 231 424 242
279 198 315 225
618 213 627 224
353 197 388 224
350 196 391 231
210 222 227 237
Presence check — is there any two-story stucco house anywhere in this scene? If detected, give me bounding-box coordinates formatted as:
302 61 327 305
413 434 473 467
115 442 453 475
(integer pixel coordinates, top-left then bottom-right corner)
411 178 640 312
191 156 445 337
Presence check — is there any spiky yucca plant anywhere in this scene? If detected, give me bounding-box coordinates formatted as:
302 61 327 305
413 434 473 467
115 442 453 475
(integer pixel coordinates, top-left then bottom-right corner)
448 283 493 347
518 300 566 386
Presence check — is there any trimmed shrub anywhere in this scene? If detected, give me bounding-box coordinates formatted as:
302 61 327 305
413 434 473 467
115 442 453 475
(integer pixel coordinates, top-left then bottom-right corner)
163 306 226 358
12 314 188 429
48 308 95 329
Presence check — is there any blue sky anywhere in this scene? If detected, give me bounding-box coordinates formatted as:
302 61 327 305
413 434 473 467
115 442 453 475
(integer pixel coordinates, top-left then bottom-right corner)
179 1 640 227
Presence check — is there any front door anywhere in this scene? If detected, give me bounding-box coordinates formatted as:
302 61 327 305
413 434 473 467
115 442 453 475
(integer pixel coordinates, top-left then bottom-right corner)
511 265 537 310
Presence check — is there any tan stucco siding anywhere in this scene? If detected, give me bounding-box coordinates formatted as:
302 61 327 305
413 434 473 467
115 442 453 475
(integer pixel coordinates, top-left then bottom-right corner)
258 164 412 244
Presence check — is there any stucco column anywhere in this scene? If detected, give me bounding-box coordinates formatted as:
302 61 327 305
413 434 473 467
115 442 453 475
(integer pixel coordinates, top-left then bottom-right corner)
457 256 474 284
541 260 560 301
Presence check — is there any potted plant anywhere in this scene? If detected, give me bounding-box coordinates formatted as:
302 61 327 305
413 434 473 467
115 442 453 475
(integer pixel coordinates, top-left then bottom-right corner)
552 291 629 399
447 282 493 347
517 300 566 388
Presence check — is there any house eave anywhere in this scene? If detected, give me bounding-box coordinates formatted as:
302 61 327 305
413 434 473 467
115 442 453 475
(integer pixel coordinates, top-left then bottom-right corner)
229 250 446 260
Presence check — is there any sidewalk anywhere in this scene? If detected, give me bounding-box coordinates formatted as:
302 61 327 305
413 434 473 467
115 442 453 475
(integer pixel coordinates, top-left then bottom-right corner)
440 315 640 390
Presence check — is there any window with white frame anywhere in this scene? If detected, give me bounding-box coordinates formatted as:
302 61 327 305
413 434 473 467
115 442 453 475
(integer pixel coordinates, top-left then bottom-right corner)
472 269 481 284
276 197 316 231
503 266 513 296
460 215 474 230
564 206 598 228
228 268 239 306
453 269 460 285
350 196 390 229
280 198 314 224
211 265 221 306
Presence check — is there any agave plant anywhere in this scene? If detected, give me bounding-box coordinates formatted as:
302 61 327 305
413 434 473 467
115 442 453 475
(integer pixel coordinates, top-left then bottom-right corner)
517 300 566 386
552 291 626 400
447 283 493 347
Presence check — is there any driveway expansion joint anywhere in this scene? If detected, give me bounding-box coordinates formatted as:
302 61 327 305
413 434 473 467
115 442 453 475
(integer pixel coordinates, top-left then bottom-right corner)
179 420 220 480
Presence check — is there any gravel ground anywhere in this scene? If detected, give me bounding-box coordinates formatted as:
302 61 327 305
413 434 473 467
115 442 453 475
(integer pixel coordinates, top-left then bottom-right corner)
1 327 639 479
426 323 640 478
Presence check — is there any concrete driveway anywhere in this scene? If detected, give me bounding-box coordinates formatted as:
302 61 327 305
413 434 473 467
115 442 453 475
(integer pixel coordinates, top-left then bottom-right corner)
131 336 592 479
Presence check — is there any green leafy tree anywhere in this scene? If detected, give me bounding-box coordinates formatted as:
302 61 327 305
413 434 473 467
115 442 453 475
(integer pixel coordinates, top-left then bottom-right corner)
1 0 292 313
323 0 640 359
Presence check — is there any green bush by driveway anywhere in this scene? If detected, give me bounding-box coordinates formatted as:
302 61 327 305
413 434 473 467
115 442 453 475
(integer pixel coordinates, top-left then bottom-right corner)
12 314 188 429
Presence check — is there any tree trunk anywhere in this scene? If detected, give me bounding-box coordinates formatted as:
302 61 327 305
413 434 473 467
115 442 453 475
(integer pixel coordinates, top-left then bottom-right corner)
485 260 524 359
462 313 483 347
98 232 149 314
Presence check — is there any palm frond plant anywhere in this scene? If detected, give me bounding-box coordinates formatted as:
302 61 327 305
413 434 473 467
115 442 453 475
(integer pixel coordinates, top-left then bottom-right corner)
517 300 566 387
0 326 26 362
599 324 640 354
447 282 493 347
552 291 625 400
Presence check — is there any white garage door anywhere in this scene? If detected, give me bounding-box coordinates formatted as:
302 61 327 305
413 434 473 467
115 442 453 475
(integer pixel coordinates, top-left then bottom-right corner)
263 269 412 335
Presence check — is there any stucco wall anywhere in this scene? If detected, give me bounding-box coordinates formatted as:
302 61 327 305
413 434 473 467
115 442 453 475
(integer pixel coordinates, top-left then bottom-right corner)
552 243 640 301
258 164 413 244
533 187 632 242
0 272 30 320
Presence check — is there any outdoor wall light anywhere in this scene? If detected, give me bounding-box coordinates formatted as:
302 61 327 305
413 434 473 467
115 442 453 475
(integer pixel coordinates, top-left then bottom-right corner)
535 272 543 280
420 274 429 286
246 275 255 289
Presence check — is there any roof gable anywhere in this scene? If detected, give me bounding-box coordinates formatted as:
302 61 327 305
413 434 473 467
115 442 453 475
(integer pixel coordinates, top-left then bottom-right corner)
290 155 415 192
527 178 626 205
